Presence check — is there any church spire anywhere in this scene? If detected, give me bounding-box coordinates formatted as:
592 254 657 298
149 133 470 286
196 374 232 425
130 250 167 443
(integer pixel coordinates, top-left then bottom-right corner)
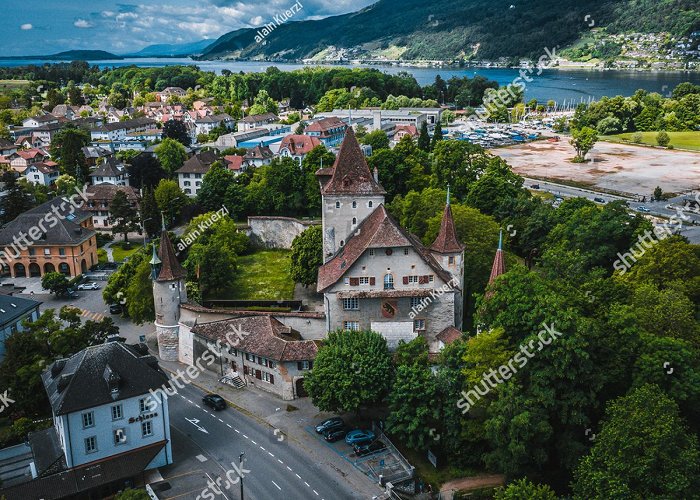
430 187 464 254
488 229 506 286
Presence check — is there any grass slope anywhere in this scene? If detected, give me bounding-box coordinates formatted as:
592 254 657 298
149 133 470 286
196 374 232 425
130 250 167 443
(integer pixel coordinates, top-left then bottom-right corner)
230 250 295 300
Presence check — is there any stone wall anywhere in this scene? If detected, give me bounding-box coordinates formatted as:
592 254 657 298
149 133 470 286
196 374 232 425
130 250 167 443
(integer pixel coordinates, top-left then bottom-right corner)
246 216 320 249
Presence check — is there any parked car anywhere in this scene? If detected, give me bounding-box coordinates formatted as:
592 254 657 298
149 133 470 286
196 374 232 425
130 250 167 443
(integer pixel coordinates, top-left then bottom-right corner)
77 282 99 290
315 417 344 434
354 440 387 456
637 206 651 213
323 428 348 443
531 184 540 189
345 429 375 445
202 394 227 410
593 197 606 204
109 304 123 314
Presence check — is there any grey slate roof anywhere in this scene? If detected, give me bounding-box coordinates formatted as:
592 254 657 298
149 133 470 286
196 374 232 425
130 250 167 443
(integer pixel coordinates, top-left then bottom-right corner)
0 197 95 246
42 341 168 416
89 157 125 178
0 294 41 328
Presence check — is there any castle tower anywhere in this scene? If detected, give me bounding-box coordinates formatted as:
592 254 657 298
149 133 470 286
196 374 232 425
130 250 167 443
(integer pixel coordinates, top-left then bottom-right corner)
152 227 188 361
429 187 465 329
316 128 386 262
487 229 506 289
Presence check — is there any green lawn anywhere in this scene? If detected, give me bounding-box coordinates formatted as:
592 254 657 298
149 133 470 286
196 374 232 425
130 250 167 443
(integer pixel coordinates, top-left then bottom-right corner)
604 131 700 151
97 248 108 264
110 241 140 262
229 250 295 300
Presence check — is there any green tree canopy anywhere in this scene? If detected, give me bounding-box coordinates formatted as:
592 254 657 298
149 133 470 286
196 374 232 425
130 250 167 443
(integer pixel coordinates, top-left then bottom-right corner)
289 225 322 287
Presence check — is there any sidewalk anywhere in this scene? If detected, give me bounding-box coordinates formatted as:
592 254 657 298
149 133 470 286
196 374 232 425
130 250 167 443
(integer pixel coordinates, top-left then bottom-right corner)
151 339 384 499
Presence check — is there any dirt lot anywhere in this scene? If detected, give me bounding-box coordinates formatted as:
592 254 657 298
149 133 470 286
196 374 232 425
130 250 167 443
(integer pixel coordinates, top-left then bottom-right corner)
492 139 700 196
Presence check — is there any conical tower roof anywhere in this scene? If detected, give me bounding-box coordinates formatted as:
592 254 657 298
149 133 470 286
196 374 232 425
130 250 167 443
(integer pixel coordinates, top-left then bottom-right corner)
156 230 186 282
321 128 385 196
488 230 506 286
430 187 464 253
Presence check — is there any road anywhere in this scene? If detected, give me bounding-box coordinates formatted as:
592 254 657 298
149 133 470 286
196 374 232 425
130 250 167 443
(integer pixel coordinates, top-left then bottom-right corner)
166 383 359 500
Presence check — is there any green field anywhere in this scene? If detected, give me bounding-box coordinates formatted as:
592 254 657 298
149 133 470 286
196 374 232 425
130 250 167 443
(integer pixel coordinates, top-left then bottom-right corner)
111 241 140 262
0 80 30 94
604 132 700 152
229 250 295 300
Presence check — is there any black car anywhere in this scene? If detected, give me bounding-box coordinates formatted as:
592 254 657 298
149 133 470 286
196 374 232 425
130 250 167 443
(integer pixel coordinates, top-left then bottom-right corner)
315 417 344 434
323 427 348 442
354 440 387 456
202 394 227 410
594 197 606 204
109 304 122 314
531 184 540 189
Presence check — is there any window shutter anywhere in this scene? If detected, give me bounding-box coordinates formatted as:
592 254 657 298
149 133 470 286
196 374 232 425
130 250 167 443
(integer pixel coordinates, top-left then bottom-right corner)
270 374 274 385
243 365 248 375
256 370 262 380
349 277 359 286
297 362 302 370
419 275 429 284
403 276 409 285
369 277 375 286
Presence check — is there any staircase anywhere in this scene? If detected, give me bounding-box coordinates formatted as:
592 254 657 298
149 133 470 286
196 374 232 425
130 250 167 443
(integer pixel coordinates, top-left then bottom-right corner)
219 372 246 389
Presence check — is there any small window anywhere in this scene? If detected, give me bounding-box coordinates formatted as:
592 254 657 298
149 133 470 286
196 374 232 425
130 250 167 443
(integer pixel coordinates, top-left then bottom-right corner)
82 411 94 428
343 321 359 331
114 428 126 445
448 256 455 264
352 201 357 208
352 217 357 225
262 372 274 384
139 398 152 413
414 319 426 331
384 274 394 290
297 360 312 370
429 275 434 283
340 240 345 247
359 277 369 285
111 404 123 420
28 248 35 256
410 297 422 308
343 298 359 310
335 201 340 208
369 249 375 256
85 436 97 454
404 248 409 255
59 248 65 256
368 201 373 208
408 275 419 284
344 277 350 285
142 421 153 437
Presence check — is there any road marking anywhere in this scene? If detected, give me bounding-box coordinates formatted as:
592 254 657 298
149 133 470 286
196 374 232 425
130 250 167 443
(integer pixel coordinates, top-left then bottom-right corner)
218 418 223 423
286 466 292 471
186 399 193 403
195 454 208 462
277 459 283 464
195 404 201 408
226 423 232 428
242 434 249 439
268 452 274 457
234 429 240 433
304 481 310 487
259 446 266 451
313 490 319 496
202 410 209 414
185 417 209 434
180 394 186 399
250 440 257 445
295 473 301 479
271 480 282 491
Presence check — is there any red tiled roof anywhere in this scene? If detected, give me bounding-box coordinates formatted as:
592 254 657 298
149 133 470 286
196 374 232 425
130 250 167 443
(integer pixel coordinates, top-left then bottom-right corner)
192 315 318 362
304 117 346 133
157 230 187 281
224 155 245 171
430 202 464 253
279 134 321 156
395 124 419 137
317 204 454 292
437 326 462 344
321 128 385 196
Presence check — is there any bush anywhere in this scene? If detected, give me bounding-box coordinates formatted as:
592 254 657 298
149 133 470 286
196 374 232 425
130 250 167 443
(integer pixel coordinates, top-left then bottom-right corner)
96 232 114 247
632 132 643 143
656 131 671 147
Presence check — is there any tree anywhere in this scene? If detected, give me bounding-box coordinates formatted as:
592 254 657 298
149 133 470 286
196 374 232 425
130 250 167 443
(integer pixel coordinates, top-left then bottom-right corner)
573 385 700 499
55 174 78 196
304 330 392 414
653 186 663 201
417 121 430 151
430 119 444 150
49 124 90 181
494 479 557 500
361 130 390 151
197 161 235 212
41 272 71 297
154 138 187 177
115 489 151 500
140 187 161 239
66 82 83 106
656 130 671 147
162 119 191 146
154 179 188 228
570 127 598 162
290 226 322 287
126 260 155 324
110 191 139 242
127 153 167 190
0 172 32 223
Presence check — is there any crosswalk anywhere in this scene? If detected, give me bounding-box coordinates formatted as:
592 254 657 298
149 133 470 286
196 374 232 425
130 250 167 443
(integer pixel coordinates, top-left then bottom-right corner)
78 309 105 322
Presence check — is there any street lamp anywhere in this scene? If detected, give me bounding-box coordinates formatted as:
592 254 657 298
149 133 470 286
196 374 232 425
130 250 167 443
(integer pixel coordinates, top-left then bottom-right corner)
239 452 245 500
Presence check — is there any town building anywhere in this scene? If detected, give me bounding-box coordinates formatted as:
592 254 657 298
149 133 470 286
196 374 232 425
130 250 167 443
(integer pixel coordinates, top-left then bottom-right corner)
0 340 172 500
176 151 219 197
0 294 41 360
193 113 235 137
316 129 464 351
0 138 17 156
90 117 157 143
243 144 274 167
304 117 348 147
22 162 60 186
237 113 279 132
0 197 98 278
21 114 61 129
6 148 49 174
156 86 187 102
84 184 140 229
89 157 130 186
278 134 321 165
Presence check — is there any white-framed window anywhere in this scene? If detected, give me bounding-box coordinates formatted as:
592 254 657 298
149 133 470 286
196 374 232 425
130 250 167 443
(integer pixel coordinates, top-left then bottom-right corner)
246 353 255 362
44 248 51 256
82 411 94 428
352 201 357 208
297 360 312 370
343 298 359 310
113 428 126 445
359 277 369 285
142 421 153 437
111 404 123 421
369 249 375 256
261 371 274 384
85 436 97 454
408 275 419 284
343 321 359 331
404 248 409 255
344 277 350 285
335 201 340 208
410 297 422 308
139 398 152 413
414 319 426 331
384 274 394 290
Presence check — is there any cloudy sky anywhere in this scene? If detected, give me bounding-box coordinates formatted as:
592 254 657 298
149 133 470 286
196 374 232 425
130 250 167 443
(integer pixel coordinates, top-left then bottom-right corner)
3 0 375 56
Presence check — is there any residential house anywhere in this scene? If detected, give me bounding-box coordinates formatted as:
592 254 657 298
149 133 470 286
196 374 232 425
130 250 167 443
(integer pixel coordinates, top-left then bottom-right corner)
0 138 17 157
237 113 279 132
244 145 274 167
8 148 49 174
21 114 60 129
223 155 247 175
90 117 157 143
23 162 60 186
0 341 172 500
30 122 65 148
85 184 140 229
0 294 41 360
304 117 348 147
176 151 219 197
89 157 129 186
278 134 321 165
51 104 91 120
156 87 187 102
194 113 235 137
0 197 98 277
192 316 319 400
82 146 113 166
393 124 419 142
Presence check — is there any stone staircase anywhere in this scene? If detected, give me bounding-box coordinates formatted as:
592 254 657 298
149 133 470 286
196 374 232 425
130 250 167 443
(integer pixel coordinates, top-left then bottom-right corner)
219 373 246 389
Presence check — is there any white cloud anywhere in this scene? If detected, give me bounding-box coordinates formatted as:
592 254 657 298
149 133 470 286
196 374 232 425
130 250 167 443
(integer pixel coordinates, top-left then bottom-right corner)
249 15 264 25
74 19 94 29
20 23 33 30
101 11 116 18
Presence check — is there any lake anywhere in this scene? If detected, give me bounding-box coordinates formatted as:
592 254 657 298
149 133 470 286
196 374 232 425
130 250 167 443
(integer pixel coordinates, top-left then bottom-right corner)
2 57 700 102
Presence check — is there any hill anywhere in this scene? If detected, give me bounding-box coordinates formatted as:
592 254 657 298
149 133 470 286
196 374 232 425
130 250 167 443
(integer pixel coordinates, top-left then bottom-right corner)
126 40 214 57
0 50 122 61
200 0 700 61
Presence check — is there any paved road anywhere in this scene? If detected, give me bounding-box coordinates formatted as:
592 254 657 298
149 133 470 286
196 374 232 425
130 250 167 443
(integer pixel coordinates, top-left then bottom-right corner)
166 383 359 500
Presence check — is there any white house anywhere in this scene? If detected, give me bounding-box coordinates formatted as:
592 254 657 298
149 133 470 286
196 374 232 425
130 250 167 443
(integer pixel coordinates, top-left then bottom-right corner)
89 157 129 186
23 162 60 186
